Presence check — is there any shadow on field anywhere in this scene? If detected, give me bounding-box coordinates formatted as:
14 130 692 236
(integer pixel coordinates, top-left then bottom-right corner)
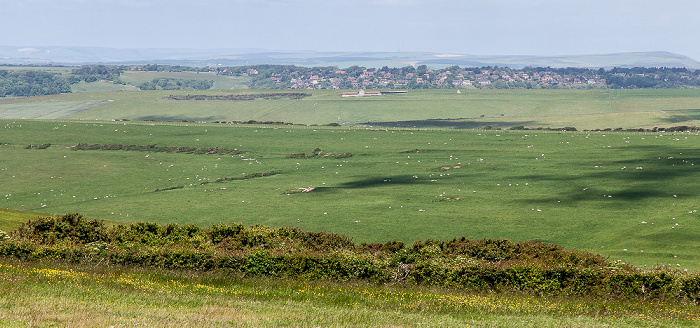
137 115 219 122
513 145 700 203
338 175 429 189
359 119 537 130
658 110 699 124
291 176 432 194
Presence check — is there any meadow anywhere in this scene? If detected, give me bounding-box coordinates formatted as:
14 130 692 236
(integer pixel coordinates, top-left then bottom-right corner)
1 88 700 129
119 70 250 90
2 119 699 271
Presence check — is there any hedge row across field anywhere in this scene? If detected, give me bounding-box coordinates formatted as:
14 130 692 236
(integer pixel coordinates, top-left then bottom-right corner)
2 213 699 302
166 93 311 101
71 143 242 155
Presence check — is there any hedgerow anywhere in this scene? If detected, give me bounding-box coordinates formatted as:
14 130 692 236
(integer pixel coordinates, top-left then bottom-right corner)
2 213 699 302
71 143 242 155
166 93 310 101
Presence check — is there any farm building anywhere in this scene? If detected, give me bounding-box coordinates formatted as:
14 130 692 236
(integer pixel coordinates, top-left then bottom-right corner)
341 90 407 97
341 89 381 97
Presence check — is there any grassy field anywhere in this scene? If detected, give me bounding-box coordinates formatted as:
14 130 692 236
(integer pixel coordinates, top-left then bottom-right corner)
2 119 699 271
119 70 250 90
0 259 698 327
0 209 43 232
1 89 700 129
70 80 139 93
0 100 109 119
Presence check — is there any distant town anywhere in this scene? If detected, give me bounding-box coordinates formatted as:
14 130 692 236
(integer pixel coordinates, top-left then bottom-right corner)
2 63 700 97
214 64 700 90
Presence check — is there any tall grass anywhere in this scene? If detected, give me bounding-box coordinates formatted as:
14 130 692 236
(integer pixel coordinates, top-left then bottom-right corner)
0 259 697 327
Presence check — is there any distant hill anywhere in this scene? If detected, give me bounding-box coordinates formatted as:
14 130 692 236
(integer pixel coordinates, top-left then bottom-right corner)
1 46 699 69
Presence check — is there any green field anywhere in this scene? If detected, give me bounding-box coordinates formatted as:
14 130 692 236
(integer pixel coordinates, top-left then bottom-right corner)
119 71 250 90
70 80 139 93
2 88 699 129
1 119 699 271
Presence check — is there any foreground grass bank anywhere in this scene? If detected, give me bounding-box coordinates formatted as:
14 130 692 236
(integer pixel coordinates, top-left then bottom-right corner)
3 214 700 303
1 259 699 327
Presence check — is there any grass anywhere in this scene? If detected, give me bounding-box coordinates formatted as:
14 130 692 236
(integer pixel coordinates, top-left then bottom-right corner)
2 89 700 128
0 100 109 119
119 71 250 90
70 81 139 93
0 259 698 327
1 119 700 271
0 209 43 232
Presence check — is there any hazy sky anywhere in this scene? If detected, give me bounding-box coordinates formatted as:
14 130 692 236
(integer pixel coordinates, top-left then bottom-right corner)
2 0 699 60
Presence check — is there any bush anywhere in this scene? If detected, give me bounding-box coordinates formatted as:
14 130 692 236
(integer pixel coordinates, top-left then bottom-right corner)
2 214 700 302
11 213 108 245
209 223 245 244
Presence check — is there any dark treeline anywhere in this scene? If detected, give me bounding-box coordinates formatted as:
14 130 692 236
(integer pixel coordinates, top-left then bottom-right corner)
70 143 242 155
166 93 310 100
0 70 71 97
138 78 214 91
70 65 125 83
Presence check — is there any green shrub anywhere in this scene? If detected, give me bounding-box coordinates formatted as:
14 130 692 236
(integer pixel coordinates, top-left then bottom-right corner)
11 213 108 245
3 214 700 302
209 223 245 244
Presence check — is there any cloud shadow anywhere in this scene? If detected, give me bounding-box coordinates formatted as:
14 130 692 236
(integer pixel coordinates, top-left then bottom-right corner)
359 119 537 130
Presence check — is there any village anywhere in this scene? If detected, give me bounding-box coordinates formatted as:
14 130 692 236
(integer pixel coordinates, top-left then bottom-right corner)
219 64 700 90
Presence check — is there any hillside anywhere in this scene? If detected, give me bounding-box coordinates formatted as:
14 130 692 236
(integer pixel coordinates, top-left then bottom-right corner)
2 46 699 68
3 89 700 130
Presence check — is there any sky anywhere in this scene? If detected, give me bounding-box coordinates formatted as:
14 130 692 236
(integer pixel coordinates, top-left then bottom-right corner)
2 0 699 60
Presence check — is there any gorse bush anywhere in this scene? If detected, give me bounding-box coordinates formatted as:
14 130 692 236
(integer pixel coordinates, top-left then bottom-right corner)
2 213 700 302
11 213 109 245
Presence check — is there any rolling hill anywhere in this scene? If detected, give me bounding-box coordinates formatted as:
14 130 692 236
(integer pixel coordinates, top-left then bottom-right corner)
2 46 699 69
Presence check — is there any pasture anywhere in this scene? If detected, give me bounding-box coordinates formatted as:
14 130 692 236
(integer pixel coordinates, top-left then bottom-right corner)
1 119 699 270
1 88 700 129
118 70 250 90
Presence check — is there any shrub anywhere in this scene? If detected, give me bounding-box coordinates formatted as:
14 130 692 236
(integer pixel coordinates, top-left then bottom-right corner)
2 214 700 302
209 223 245 244
11 213 108 245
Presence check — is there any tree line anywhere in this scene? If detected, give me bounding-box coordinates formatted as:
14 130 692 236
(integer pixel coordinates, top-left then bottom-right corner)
0 70 71 97
137 77 214 90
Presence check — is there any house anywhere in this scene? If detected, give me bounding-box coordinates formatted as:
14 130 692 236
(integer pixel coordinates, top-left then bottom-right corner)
341 89 382 97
